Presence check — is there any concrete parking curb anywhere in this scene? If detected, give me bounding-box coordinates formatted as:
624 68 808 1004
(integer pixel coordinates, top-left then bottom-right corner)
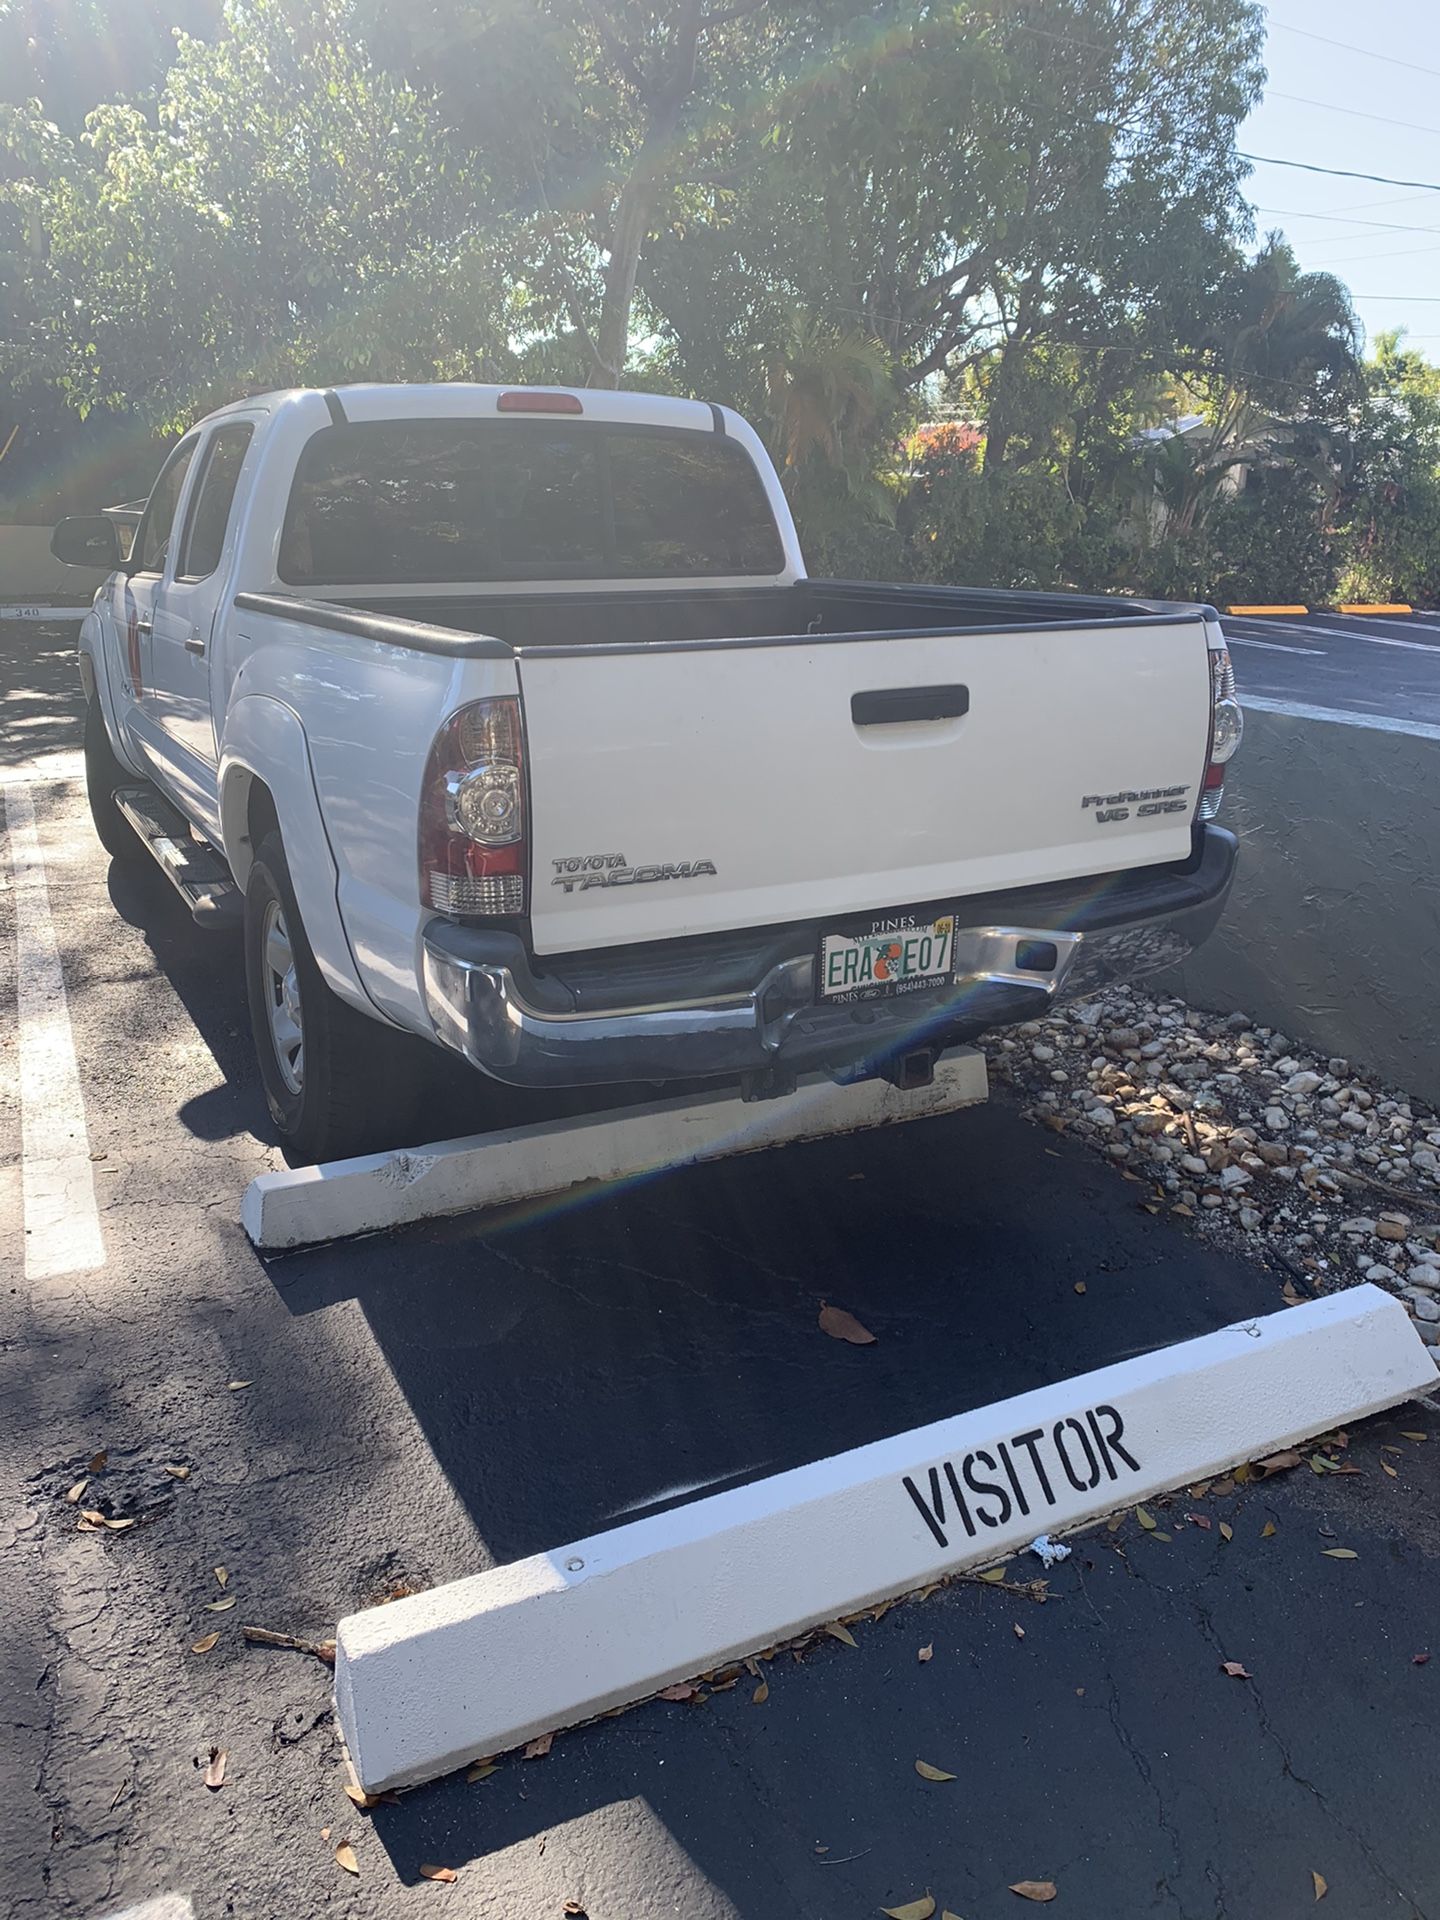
242 1046 989 1250
334 1283 1437 1793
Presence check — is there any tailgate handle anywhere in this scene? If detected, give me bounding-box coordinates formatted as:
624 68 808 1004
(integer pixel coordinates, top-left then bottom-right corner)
851 684 969 726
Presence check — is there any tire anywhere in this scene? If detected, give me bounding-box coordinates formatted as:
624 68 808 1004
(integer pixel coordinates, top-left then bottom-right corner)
84 698 145 863
244 830 423 1163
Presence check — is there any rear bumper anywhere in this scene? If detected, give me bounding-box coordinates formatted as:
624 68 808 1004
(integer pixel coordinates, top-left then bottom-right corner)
421 825 1237 1090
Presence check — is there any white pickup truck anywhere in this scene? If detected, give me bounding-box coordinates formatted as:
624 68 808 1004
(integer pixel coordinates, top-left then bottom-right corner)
53 383 1241 1162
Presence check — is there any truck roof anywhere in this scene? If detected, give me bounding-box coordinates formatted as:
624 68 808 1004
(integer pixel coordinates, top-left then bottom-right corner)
190 383 724 436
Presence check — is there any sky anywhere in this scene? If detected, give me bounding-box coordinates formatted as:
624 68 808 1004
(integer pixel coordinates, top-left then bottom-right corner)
1240 0 1440 353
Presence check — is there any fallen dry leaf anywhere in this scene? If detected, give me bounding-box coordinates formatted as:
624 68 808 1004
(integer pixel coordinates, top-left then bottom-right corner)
1221 1661 1252 1679
978 1566 1008 1583
1013 1624 1026 1640
190 1632 220 1654
881 1896 936 1919
102 1516 136 1532
344 1784 383 1809
1218 1523 1234 1543
914 1760 956 1782
1281 1280 1304 1305
419 1864 457 1884
1413 1653 1430 1667
466 1761 498 1783
64 1479 87 1504
657 1683 698 1702
204 1598 237 1613
204 1747 226 1790
1256 1450 1302 1477
825 1623 858 1649
1073 1281 1087 1295
1322 1548 1358 1560
321 1826 331 1842
164 1464 190 1480
1261 1521 1277 1539
1009 1881 1058 1903
335 1841 359 1876
1135 1505 1157 1531
1382 1461 1398 1479
752 1679 769 1705
917 1644 933 1663
524 1732 554 1760
1401 1431 1427 1443
214 1567 229 1588
89 1451 108 1474
563 1904 587 1917
1151 1531 1172 1544
818 1302 876 1345
80 1509 107 1525
1312 1870 1328 1901
227 1381 252 1391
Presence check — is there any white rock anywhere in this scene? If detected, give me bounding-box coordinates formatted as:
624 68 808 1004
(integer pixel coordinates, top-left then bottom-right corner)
1263 1108 1288 1132
1365 1264 1398 1283
1032 1044 1055 1062
1409 1294 1440 1323
1285 1071 1323 1096
1219 1165 1251 1191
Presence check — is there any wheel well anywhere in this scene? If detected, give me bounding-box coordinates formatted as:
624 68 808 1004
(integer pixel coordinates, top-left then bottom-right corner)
219 768 280 889
247 780 280 854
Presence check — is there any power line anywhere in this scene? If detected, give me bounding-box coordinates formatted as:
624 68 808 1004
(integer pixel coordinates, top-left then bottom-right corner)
1303 243 1440 267
1347 293 1440 302
1266 89 1440 141
1267 18 1440 85
1254 205 1440 236
1241 153 1440 192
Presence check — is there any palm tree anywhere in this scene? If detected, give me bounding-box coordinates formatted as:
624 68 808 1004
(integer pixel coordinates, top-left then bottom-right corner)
1156 240 1360 535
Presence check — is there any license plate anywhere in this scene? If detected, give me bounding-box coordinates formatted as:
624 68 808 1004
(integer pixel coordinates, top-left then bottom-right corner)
818 912 955 1003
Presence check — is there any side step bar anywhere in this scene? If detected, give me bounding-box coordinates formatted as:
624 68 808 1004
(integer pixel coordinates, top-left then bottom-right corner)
113 785 242 928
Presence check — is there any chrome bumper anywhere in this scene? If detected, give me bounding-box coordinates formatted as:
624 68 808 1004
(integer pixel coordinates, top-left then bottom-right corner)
421 827 1236 1091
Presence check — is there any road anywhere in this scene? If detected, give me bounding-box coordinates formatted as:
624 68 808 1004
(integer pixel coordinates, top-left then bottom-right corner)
1222 609 1440 734
3 616 1440 1920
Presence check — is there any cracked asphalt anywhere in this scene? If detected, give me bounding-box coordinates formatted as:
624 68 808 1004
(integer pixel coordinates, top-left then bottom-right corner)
4 617 1440 1920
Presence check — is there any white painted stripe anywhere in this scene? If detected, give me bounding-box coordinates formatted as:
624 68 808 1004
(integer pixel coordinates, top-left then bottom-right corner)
243 1045 989 1251
96 1898 195 1920
5 785 105 1280
335 1285 1437 1792
1242 694 1440 741
1228 636 1325 655
1304 625 1440 654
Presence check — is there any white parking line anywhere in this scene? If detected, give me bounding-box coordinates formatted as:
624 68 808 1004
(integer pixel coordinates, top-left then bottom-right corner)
4 784 105 1280
1241 695 1440 741
1228 636 1325 655
1297 623 1440 654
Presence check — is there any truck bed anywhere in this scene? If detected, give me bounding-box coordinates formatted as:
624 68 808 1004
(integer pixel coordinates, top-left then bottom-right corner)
325 579 1189 653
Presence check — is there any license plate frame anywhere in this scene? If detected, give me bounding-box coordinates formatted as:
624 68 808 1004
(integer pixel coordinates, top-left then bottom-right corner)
817 910 956 1005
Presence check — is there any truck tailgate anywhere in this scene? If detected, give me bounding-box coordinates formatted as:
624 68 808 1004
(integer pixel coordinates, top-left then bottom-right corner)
518 619 1213 955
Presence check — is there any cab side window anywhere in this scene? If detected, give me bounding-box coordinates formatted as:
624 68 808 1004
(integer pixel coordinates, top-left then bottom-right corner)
135 436 200 574
177 426 254 581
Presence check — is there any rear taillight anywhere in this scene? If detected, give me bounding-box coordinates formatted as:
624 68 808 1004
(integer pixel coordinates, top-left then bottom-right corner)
419 698 527 917
1199 643 1243 820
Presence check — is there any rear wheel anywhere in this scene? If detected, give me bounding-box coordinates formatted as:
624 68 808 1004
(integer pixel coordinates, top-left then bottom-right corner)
244 830 423 1163
84 699 145 863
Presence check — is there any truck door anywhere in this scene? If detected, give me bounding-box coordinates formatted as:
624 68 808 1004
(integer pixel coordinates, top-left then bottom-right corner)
120 433 201 783
147 420 256 831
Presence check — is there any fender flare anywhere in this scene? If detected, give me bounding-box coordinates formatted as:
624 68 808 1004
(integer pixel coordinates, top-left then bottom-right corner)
218 696 369 1008
79 607 144 774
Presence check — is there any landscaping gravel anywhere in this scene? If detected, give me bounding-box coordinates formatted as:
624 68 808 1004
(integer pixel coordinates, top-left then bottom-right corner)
991 984 1440 1344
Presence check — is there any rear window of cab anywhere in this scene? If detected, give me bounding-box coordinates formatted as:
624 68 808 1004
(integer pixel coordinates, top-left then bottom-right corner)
277 419 786 584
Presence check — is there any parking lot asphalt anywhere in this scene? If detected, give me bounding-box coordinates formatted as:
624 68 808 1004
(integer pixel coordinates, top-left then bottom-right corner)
4 617 1440 1920
1221 610 1440 733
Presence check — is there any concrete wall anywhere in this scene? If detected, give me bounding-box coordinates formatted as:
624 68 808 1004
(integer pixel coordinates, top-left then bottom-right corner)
0 525 107 603
1163 704 1440 1109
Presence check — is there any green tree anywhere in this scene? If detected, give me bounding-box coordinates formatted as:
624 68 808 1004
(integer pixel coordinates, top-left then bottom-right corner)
2 0 516 430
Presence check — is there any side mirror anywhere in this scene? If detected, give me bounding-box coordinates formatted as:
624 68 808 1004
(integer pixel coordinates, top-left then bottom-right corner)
51 515 123 570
